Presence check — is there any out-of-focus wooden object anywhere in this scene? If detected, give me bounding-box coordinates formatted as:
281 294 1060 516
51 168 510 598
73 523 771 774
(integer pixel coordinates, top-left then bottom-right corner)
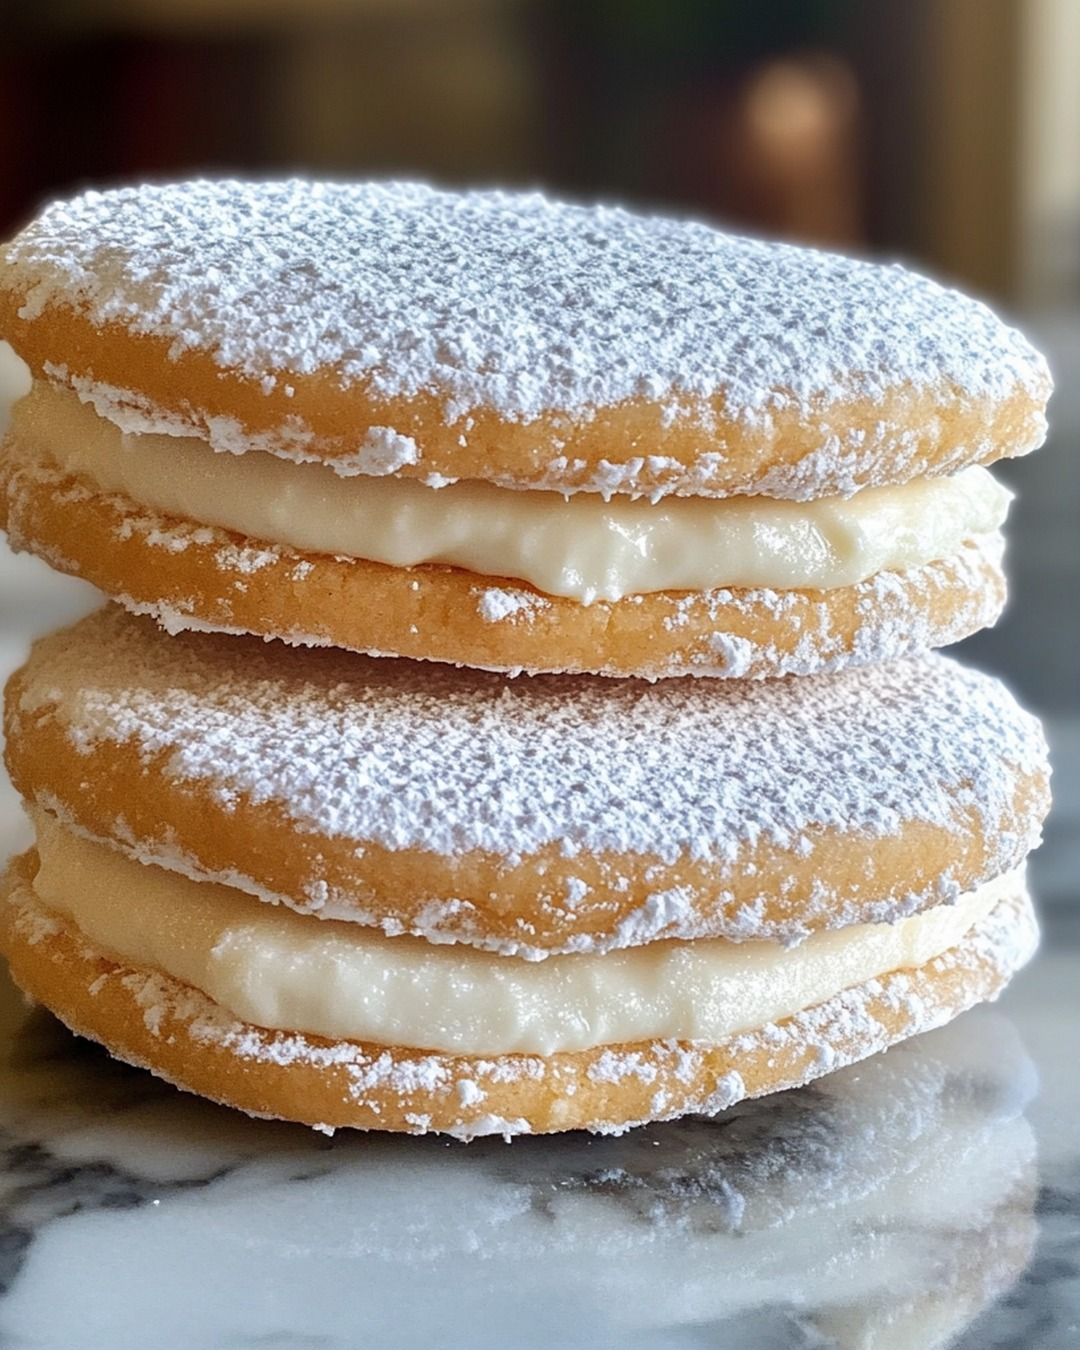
1017 0 1080 306
278 3 535 181
925 0 1080 306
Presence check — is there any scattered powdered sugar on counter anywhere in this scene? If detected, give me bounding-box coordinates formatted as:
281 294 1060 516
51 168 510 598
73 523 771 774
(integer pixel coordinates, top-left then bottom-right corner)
13 607 1048 866
7 181 1049 431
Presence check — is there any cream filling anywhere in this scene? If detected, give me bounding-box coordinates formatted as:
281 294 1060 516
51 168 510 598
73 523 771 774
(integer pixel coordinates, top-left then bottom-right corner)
31 814 1018 1056
17 381 1009 603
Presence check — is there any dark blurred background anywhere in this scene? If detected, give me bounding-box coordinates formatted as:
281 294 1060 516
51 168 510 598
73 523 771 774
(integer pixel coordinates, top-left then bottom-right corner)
1 0 1078 892
5 0 1079 305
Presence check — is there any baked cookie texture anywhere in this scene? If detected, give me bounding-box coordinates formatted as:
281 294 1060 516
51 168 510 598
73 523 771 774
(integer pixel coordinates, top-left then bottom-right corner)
0 181 1050 493
0 180 1051 677
0 179 1053 1136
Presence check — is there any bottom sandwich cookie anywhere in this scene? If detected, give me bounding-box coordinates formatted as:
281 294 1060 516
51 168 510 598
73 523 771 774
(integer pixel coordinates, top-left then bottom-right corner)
0 609 1050 1134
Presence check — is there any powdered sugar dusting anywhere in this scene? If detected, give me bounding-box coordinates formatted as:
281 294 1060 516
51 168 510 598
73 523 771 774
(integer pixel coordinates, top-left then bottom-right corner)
672 533 1007 681
444 1115 531 1142
14 608 1047 868
350 426 420 477
707 632 755 678
48 365 319 461
475 588 550 623
5 180 1049 445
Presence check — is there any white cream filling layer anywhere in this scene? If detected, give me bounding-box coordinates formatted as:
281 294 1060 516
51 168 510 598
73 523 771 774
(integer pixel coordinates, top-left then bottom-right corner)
18 381 1009 603
31 814 1018 1056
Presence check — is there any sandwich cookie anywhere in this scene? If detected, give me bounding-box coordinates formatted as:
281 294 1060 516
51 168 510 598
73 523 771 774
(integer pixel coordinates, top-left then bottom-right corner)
1 608 1049 1135
0 181 1050 678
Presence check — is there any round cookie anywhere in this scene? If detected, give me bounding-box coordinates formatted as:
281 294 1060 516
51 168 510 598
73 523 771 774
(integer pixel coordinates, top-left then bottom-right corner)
0 180 1051 678
0 851 1039 1136
4 606 1050 959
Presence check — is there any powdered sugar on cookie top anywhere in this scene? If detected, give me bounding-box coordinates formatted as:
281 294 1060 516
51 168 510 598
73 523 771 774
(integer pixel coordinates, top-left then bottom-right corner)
15 608 1047 869
3 180 1049 441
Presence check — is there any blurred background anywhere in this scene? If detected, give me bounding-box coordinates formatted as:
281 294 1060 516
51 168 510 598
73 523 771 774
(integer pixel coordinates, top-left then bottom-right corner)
1 0 1077 898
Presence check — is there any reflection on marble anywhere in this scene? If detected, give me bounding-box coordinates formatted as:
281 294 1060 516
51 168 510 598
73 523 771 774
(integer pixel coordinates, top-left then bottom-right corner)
0 966 1041 1349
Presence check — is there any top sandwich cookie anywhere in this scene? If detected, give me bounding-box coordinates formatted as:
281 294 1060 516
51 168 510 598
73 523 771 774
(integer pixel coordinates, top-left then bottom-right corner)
0 181 1051 678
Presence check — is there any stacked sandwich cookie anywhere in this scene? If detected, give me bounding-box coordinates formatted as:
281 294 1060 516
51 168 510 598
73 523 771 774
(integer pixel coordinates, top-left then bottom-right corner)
0 182 1052 1137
